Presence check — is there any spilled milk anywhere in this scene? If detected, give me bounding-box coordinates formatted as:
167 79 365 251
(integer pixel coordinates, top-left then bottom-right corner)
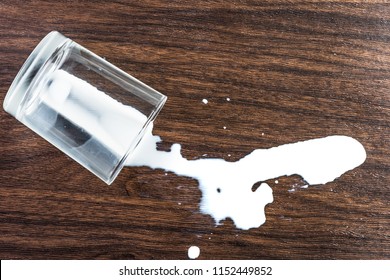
126 124 367 230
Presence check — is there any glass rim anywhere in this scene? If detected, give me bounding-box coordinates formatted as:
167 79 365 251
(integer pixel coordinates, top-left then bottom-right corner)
3 31 69 118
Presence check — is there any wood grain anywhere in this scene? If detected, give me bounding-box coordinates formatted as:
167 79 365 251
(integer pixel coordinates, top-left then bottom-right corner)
0 0 389 259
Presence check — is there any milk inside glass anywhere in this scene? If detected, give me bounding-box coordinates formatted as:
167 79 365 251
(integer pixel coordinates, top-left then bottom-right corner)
23 69 148 182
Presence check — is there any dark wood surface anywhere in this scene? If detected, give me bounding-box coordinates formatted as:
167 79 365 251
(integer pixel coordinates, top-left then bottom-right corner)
0 0 389 259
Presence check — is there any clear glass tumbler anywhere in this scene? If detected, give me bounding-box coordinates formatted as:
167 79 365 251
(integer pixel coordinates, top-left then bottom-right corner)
3 31 167 184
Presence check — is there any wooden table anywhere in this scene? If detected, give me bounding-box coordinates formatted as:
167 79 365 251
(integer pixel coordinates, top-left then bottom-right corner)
0 0 389 259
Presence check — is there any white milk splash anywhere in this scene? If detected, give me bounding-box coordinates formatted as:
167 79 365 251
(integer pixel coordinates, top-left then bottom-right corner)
127 125 366 230
188 246 200 259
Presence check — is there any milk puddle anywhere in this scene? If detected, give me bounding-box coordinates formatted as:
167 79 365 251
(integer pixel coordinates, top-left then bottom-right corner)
126 125 366 230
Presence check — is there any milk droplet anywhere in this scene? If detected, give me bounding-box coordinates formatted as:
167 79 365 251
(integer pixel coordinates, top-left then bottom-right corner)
188 246 200 259
202 99 208 104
